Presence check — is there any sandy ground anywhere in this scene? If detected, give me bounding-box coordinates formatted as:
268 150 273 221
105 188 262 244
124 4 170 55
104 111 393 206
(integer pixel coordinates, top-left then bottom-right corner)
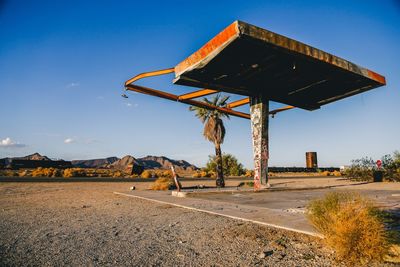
0 181 344 267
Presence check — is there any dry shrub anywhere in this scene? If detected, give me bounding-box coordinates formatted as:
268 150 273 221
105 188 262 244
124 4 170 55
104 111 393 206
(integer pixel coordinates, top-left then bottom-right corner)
245 170 254 178
18 170 29 177
62 168 86 178
112 171 124 178
154 170 173 178
307 192 389 265
0 170 18 177
200 171 209 177
191 170 211 178
32 167 62 177
161 170 172 178
207 171 216 178
150 177 174 190
141 170 153 179
192 171 202 178
385 244 400 263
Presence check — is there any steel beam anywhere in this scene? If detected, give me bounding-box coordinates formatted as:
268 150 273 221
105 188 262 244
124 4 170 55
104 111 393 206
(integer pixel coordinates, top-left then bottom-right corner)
178 89 218 100
250 96 270 190
226 97 250 108
125 68 175 86
269 105 294 116
126 84 250 119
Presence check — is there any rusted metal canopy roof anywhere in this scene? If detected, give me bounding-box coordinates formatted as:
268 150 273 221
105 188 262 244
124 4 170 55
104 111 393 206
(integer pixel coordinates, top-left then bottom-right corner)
173 21 386 110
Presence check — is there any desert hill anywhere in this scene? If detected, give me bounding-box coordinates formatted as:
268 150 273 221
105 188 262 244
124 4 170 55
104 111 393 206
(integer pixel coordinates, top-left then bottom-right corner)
72 157 119 168
1 153 198 172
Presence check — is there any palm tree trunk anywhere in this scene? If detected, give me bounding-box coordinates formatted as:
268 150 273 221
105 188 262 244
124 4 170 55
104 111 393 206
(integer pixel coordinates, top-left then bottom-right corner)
215 143 225 187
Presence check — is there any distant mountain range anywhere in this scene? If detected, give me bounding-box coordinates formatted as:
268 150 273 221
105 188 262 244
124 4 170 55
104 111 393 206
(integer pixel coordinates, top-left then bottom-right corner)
1 152 51 164
73 155 198 172
1 153 198 172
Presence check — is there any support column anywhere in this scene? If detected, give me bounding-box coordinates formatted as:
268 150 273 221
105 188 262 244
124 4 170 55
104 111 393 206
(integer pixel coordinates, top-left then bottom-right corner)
250 96 269 190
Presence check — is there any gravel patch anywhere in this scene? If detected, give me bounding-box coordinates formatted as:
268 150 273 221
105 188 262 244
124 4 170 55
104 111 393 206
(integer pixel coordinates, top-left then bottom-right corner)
0 182 340 266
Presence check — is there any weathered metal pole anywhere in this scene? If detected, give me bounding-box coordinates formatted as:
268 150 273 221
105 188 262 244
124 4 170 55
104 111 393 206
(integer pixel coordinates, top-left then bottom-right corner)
250 96 270 190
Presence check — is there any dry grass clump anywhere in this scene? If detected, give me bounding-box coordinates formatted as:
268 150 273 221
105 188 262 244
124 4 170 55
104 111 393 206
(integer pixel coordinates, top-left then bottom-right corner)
192 170 216 178
0 170 19 177
32 167 62 177
320 170 341 177
244 170 254 177
112 171 124 178
150 177 174 190
191 171 202 178
141 170 153 178
153 170 173 178
307 192 389 265
62 168 86 178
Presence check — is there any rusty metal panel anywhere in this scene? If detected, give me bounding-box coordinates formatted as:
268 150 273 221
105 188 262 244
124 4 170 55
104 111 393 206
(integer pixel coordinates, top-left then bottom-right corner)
173 21 386 110
306 152 318 168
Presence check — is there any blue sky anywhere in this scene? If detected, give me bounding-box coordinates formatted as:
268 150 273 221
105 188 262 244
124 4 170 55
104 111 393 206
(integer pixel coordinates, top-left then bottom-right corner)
0 0 399 168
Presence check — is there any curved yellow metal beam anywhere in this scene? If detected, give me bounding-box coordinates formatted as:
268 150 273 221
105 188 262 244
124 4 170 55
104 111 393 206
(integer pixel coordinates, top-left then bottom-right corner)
125 68 175 86
178 89 218 100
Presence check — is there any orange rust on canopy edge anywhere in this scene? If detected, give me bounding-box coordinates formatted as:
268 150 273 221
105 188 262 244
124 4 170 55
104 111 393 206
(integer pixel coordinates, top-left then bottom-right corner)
174 21 239 77
367 70 386 85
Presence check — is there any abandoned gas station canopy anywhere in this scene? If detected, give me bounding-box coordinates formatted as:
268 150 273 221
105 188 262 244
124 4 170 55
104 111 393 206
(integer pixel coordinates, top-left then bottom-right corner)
124 20 386 189
173 20 386 110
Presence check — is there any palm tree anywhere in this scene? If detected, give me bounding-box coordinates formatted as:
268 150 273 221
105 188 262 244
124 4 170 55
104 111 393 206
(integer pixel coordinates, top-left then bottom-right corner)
189 94 230 187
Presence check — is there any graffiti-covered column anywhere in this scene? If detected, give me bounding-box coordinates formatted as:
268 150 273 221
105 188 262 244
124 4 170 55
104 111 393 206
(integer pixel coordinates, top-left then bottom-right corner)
250 96 270 190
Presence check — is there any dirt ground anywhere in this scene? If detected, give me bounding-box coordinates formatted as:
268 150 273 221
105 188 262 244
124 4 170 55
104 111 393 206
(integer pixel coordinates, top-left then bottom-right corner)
0 181 345 266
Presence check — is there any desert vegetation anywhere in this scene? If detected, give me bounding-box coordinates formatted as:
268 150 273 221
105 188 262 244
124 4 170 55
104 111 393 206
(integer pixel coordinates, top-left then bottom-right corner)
307 192 399 265
0 167 181 178
192 153 247 178
344 151 400 181
205 153 246 176
0 167 140 178
149 177 182 191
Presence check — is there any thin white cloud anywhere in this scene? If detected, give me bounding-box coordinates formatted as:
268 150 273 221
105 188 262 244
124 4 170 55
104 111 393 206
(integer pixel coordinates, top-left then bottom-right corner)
96 96 104 100
64 138 75 144
66 82 80 88
126 102 138 108
0 137 26 148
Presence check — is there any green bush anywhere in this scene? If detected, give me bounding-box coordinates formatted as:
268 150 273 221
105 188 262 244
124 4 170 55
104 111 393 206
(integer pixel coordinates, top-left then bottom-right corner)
344 151 400 182
381 152 400 181
344 157 374 181
204 153 245 176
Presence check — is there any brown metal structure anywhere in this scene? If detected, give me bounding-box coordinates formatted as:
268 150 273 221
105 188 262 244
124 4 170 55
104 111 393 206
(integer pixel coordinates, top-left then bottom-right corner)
123 20 386 190
306 152 318 168
124 68 291 119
